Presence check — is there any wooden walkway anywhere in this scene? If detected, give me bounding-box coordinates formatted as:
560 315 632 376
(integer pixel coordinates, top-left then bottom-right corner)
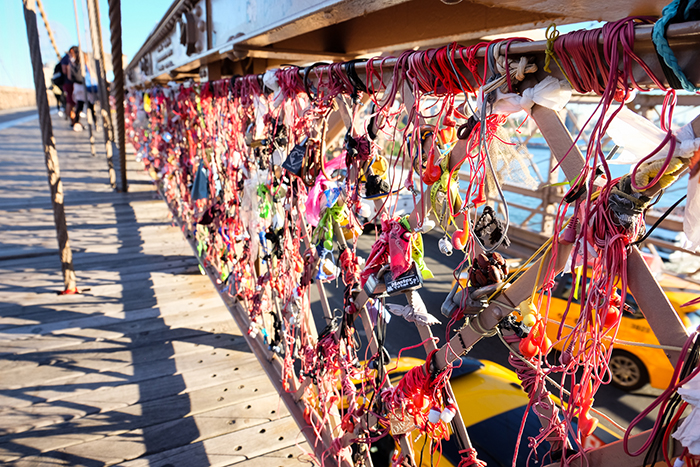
0 111 312 466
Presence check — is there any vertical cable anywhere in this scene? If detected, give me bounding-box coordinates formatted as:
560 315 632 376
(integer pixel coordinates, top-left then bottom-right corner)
21 0 78 293
85 0 117 187
108 0 127 192
35 0 61 61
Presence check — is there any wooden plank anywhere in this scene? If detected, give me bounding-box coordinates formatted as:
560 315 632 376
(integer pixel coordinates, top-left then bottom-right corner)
0 296 224 342
1 386 287 464
115 416 303 467
0 332 251 404
0 355 260 435
0 350 260 419
0 376 279 460
0 269 208 311
0 108 295 467
46 395 291 465
0 317 238 358
226 444 314 467
0 245 198 273
0 283 214 323
0 258 201 289
0 327 245 375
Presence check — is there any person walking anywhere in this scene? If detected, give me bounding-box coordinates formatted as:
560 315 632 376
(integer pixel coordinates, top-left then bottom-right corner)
74 52 97 131
50 62 66 117
68 50 85 131
60 46 78 123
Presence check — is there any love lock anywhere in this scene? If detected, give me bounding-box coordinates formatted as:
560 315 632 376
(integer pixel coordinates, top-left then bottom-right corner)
384 261 423 296
363 265 388 296
281 136 307 176
441 282 508 319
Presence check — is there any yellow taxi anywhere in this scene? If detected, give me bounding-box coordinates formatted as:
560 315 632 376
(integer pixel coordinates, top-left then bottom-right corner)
366 356 619 466
543 271 700 391
452 264 700 391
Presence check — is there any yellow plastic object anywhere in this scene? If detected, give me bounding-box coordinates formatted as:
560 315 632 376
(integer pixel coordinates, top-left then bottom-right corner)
634 157 685 192
545 271 700 390
522 313 537 328
371 156 389 177
519 300 538 327
143 93 151 113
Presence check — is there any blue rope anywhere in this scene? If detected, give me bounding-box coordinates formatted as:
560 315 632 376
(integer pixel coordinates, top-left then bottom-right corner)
652 0 700 92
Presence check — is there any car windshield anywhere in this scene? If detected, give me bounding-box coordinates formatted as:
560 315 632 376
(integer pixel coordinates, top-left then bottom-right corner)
686 311 700 331
552 273 643 318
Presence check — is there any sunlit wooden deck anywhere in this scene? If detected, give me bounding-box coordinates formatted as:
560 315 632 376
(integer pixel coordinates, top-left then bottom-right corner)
0 110 312 466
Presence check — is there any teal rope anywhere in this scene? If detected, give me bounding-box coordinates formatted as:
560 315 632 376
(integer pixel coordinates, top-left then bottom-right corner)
652 0 700 92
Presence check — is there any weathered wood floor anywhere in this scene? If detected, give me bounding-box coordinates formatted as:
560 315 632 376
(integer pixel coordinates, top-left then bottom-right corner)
0 111 313 466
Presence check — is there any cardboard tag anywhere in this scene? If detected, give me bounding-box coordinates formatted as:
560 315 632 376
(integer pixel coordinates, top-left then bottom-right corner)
389 414 417 436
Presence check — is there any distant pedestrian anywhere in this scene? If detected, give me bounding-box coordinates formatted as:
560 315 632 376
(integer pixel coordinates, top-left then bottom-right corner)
84 55 98 125
50 62 66 117
60 46 78 124
67 49 86 132
72 52 97 132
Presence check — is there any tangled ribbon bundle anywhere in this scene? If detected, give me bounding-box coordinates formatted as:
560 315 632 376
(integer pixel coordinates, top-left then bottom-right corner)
125 16 700 467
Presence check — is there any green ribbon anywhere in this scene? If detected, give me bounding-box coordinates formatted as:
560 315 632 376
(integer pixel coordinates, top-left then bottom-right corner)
399 216 433 280
257 184 271 218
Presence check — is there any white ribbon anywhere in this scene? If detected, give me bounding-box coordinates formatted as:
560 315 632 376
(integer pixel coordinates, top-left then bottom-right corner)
483 76 572 116
262 69 283 109
385 290 440 326
684 174 700 252
673 372 700 454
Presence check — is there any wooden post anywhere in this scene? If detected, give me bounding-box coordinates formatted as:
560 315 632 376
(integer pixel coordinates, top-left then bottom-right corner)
85 0 117 188
22 0 78 293
540 129 560 236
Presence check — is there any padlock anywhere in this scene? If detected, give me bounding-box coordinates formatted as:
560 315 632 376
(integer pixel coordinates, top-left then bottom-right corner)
281 136 308 176
441 281 461 319
440 282 506 319
321 257 338 277
384 261 423 296
363 271 387 296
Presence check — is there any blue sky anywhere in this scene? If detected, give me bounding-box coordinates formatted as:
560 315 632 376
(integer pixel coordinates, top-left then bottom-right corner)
1 0 172 88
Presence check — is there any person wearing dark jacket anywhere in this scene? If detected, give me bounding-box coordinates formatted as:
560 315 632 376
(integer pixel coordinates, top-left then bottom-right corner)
60 46 78 123
50 62 66 117
69 52 86 131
